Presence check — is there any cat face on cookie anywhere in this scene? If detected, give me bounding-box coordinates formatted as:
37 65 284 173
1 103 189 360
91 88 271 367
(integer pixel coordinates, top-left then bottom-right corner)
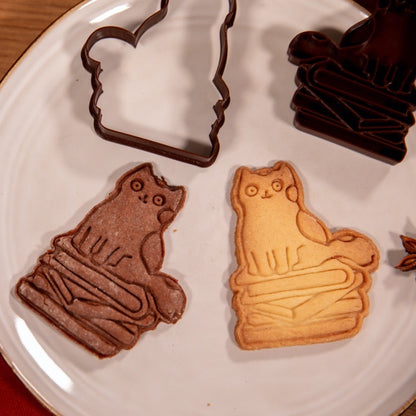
117 164 185 225
235 161 301 209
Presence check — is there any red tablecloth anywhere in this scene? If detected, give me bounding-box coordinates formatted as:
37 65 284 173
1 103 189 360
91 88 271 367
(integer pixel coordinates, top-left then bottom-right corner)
0 354 52 415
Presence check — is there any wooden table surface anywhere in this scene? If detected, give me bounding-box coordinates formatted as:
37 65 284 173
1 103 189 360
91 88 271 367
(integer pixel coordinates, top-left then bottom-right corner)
0 0 415 415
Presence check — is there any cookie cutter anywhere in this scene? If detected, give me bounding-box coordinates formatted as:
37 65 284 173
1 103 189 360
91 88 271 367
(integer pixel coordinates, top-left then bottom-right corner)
287 0 416 164
81 0 237 167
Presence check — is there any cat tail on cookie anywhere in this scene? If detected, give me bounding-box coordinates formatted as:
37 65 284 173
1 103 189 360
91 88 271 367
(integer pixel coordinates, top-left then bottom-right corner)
329 230 380 272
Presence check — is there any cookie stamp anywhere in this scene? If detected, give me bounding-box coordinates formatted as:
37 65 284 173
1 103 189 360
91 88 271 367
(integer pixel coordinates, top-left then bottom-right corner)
16 164 186 358
288 0 416 164
81 0 237 167
230 161 379 349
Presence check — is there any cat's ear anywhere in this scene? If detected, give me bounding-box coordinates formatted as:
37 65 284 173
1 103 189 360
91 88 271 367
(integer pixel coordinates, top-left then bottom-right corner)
232 167 251 191
118 163 153 188
239 167 253 182
171 186 186 211
271 161 287 172
272 161 296 180
139 164 153 176
128 163 153 177
233 166 252 194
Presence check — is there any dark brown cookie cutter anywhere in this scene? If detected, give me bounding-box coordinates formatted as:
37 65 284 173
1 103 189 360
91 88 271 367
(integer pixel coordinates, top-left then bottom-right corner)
81 0 237 167
287 0 416 164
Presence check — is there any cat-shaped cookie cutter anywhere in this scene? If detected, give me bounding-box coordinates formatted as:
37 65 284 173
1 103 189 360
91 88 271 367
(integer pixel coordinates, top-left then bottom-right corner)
81 0 237 167
288 0 416 164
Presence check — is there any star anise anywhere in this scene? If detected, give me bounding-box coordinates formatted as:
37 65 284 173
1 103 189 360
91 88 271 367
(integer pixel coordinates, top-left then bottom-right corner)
396 235 416 271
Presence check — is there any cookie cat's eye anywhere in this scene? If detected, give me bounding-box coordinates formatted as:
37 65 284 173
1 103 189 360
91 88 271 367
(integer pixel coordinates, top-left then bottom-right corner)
153 194 166 206
130 179 144 192
245 185 258 197
272 180 283 192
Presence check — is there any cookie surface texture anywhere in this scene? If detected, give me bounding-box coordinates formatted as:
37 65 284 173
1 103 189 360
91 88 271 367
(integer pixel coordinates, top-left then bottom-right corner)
15 163 186 358
230 161 379 350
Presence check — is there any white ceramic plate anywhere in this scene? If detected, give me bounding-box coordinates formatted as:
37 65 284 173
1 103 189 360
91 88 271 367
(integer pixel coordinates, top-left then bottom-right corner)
1 0 416 415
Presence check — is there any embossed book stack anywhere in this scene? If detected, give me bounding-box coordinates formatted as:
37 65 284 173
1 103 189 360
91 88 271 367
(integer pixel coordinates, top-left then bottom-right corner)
288 0 416 164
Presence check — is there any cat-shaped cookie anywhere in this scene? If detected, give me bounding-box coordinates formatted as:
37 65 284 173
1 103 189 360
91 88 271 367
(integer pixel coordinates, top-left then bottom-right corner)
230 161 379 349
16 163 186 358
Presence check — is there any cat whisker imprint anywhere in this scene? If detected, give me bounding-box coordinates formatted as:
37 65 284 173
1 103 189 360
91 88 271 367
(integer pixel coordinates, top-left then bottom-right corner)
229 161 379 350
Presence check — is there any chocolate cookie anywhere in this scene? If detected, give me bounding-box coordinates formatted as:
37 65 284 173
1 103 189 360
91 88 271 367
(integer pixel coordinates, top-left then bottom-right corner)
16 163 186 358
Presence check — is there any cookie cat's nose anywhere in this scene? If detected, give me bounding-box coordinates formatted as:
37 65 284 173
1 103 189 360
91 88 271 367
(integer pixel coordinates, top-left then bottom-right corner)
261 190 272 199
138 194 148 203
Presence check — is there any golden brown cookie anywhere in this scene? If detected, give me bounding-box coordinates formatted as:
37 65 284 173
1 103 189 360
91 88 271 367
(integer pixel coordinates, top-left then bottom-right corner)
230 161 379 350
16 163 186 358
